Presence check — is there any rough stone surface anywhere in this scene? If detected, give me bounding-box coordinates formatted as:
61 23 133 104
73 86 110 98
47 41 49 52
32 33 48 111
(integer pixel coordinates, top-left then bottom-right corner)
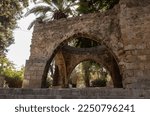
0 88 150 99
59 45 122 88
23 0 150 90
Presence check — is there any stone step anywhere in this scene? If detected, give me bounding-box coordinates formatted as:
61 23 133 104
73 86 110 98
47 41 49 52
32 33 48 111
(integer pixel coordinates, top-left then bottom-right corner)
0 94 137 99
0 88 149 99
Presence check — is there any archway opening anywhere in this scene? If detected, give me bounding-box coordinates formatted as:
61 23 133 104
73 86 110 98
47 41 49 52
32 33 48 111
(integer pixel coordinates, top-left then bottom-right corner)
68 37 100 48
69 60 113 88
41 36 123 88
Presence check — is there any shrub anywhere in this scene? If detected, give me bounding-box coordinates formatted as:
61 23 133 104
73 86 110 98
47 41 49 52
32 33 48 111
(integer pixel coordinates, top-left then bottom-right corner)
4 69 24 88
91 78 107 87
0 57 24 88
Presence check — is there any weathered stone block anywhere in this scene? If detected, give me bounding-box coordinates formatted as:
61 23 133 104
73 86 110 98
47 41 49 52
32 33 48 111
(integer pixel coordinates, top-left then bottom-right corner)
22 80 30 88
134 70 144 77
124 45 136 50
137 55 147 61
124 70 134 77
125 63 137 70
123 77 137 84
144 63 150 69
125 55 137 63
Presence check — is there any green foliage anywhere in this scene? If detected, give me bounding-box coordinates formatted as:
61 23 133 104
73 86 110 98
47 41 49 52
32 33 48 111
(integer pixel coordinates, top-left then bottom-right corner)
46 76 53 88
26 0 119 30
26 0 78 29
73 37 100 48
0 0 29 53
0 56 24 88
77 0 119 14
4 68 24 88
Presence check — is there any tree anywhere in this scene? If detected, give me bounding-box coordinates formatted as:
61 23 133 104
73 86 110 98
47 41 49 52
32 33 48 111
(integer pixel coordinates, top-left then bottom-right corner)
77 0 119 14
0 0 29 54
0 56 24 88
25 0 78 30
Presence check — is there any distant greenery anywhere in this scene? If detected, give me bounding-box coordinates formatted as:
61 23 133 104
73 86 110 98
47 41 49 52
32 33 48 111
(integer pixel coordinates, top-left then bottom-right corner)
0 56 24 88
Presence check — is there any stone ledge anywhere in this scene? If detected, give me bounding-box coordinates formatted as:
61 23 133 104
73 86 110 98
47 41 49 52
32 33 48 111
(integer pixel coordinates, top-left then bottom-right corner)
0 88 149 99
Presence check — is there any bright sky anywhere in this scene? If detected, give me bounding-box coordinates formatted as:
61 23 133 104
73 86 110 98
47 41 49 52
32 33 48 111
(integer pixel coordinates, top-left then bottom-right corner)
7 4 35 69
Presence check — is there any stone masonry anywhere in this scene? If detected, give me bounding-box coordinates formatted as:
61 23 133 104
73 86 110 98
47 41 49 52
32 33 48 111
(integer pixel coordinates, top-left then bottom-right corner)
23 0 150 89
40 45 122 88
60 45 122 88
0 88 150 99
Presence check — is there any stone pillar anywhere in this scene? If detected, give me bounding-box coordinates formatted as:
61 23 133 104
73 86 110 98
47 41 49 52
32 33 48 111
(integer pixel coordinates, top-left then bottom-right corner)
119 0 150 89
22 59 46 88
54 51 67 88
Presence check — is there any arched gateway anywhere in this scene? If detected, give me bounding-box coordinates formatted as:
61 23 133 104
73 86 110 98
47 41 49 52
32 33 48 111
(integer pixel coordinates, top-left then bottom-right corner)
23 0 150 89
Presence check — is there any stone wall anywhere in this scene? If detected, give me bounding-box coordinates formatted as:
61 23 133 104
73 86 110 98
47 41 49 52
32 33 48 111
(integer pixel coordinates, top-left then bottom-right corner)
119 0 150 88
23 0 150 89
0 88 150 99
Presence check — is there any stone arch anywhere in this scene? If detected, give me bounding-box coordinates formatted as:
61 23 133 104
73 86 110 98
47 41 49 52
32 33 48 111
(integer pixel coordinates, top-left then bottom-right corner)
40 33 109 88
54 32 122 74
41 50 67 88
37 29 123 88
61 45 123 88
24 28 123 88
23 0 150 89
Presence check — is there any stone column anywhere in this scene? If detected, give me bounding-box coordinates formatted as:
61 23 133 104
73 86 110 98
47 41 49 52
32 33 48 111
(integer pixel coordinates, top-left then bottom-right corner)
119 0 150 89
22 59 46 88
54 51 67 88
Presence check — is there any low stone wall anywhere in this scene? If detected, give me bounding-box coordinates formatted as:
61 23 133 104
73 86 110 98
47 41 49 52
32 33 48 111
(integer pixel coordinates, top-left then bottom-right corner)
0 88 149 99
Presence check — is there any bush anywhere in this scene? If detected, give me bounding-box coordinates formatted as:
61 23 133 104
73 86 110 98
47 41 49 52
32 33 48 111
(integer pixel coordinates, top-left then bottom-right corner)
4 69 24 88
91 78 107 87
0 57 24 88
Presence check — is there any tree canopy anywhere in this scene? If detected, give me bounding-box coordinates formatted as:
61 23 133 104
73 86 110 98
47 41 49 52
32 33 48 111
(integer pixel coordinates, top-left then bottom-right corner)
25 0 78 29
77 0 119 14
0 0 29 54
0 56 24 88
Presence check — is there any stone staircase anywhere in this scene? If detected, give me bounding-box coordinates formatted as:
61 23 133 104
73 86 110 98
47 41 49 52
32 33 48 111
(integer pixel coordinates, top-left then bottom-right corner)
0 88 150 99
